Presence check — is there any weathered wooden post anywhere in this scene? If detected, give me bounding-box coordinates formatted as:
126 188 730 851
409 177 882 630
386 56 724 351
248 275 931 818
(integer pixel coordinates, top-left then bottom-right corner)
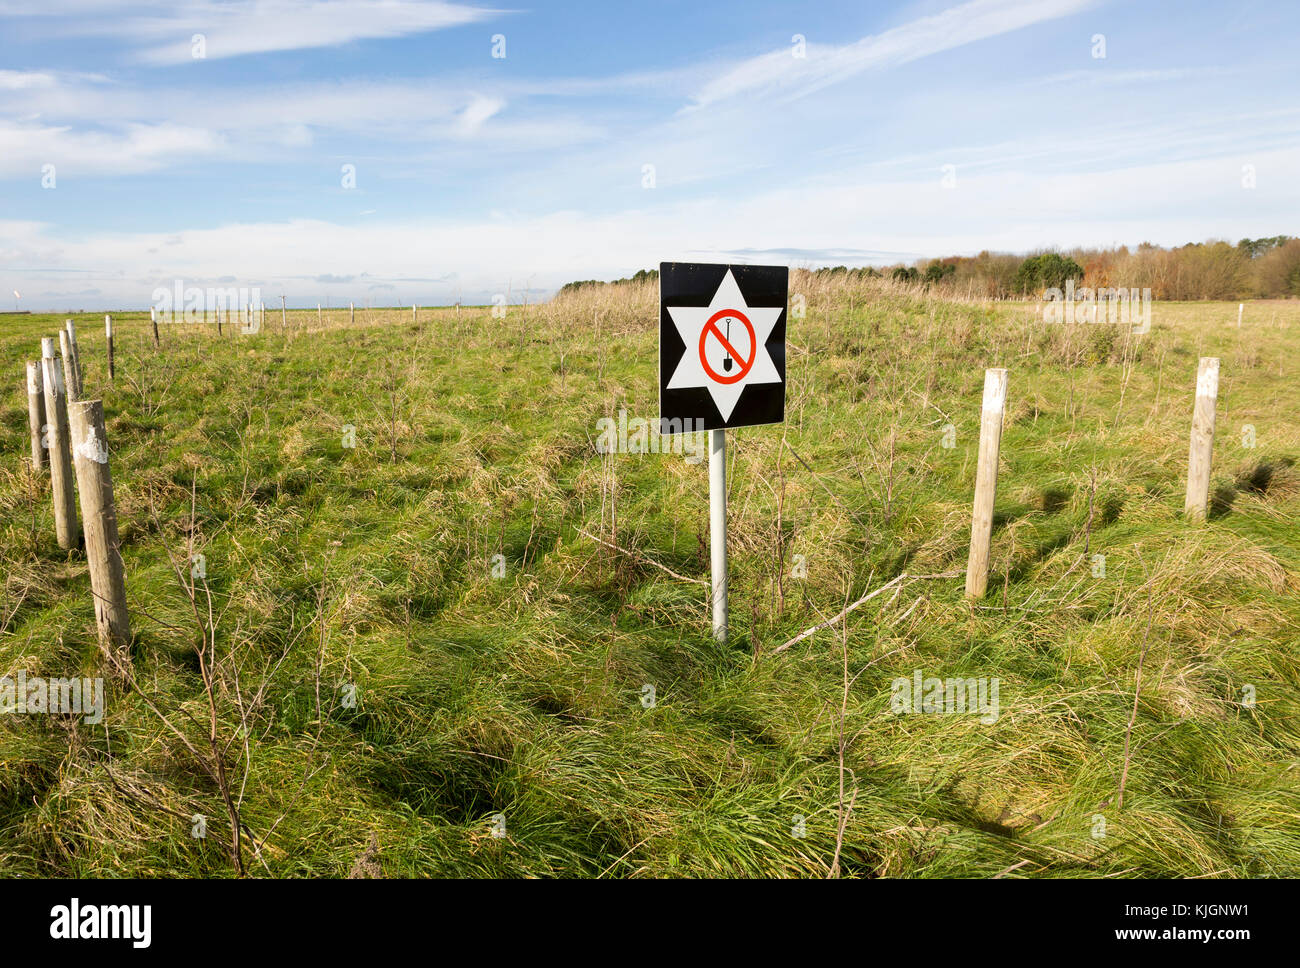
282 294 287 332
26 361 46 470
64 320 80 389
64 319 83 398
151 306 160 348
1184 357 1219 520
350 301 355 325
105 314 115 381
412 304 417 323
69 399 130 650
40 340 78 549
59 329 80 403
317 303 322 330
965 367 1008 598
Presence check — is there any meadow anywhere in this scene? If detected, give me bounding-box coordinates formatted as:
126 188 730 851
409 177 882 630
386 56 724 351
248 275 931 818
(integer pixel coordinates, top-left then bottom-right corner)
1 274 1297 877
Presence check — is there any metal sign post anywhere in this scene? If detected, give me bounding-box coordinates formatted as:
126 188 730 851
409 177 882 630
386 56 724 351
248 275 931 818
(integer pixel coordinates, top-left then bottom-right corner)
709 428 728 642
659 262 787 644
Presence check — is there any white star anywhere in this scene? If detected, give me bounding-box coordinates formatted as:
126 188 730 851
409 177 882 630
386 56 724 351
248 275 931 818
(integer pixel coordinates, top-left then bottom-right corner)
665 269 782 421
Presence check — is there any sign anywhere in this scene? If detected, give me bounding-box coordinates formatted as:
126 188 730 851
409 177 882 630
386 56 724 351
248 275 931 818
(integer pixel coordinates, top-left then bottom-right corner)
659 262 787 432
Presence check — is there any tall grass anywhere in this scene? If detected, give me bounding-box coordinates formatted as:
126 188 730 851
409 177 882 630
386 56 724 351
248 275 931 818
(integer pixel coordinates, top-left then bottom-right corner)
0 280 1296 877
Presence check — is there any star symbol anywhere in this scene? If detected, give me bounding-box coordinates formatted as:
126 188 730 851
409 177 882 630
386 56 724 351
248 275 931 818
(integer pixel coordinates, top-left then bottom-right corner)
665 269 783 421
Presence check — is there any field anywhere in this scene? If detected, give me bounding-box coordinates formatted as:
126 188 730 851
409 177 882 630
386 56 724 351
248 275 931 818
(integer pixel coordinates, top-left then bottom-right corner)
1 276 1298 878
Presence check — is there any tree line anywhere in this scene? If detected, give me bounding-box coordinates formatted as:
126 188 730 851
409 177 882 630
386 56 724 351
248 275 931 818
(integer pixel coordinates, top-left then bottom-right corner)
557 236 1299 301
877 236 1299 300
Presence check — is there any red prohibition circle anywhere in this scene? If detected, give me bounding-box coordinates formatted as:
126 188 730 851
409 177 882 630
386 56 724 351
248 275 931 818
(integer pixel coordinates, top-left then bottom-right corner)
699 308 756 384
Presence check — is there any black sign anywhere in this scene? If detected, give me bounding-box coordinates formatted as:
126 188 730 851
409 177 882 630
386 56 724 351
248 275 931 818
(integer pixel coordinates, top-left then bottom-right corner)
659 262 787 432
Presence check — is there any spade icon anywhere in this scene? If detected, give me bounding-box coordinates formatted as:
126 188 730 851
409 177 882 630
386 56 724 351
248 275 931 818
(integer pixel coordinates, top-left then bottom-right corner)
722 316 734 371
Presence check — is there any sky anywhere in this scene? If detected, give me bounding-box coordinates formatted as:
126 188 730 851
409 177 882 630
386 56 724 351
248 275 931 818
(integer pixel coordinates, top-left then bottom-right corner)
0 0 1297 311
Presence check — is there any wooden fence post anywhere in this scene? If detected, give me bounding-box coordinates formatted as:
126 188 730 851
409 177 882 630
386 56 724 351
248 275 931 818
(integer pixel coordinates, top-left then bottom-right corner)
68 399 130 650
350 301 355 325
317 303 322 330
1184 357 1219 520
965 367 1008 599
26 361 45 470
59 329 80 403
64 319 83 398
151 306 160 348
105 314 115 381
40 340 78 549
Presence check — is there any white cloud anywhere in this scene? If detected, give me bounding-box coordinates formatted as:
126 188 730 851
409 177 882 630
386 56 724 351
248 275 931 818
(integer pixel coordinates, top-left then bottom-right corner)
8 1 507 64
457 95 505 134
685 0 1098 110
0 70 58 89
0 72 609 171
1039 67 1215 87
5 143 1297 309
0 119 222 175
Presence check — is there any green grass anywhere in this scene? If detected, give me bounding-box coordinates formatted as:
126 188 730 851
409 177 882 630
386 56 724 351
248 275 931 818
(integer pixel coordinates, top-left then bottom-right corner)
1 279 1298 877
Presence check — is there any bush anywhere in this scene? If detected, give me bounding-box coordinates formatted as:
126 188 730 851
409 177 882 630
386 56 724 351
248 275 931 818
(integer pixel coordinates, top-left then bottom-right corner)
1255 240 1300 297
1013 253 1084 294
923 262 956 284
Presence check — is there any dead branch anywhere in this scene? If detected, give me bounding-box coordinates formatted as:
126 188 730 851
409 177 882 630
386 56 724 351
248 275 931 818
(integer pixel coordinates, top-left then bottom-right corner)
774 571 960 653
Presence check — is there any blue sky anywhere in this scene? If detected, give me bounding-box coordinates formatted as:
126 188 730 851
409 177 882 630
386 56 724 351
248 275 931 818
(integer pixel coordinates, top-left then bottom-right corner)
1 0 1297 310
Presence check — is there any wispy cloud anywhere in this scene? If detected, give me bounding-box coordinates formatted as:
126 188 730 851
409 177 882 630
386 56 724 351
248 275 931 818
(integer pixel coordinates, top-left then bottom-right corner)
0 73 606 174
0 119 222 176
457 95 505 134
0 69 57 88
13 0 506 64
6 142 1298 307
1038 67 1231 87
685 0 1098 110
0 68 111 89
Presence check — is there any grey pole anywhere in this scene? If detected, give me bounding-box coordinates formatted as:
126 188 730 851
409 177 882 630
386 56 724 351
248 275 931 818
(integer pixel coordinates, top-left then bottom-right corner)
709 428 728 642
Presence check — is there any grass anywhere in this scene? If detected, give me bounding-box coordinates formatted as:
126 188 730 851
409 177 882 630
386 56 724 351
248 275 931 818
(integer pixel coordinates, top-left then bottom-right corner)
0 277 1297 878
